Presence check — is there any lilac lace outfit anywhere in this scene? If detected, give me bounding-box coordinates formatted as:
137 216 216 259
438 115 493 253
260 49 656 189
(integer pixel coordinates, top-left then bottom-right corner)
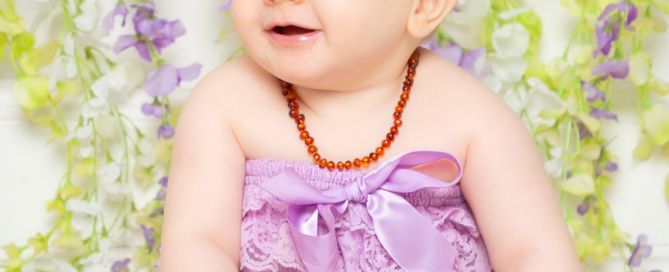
240 150 492 271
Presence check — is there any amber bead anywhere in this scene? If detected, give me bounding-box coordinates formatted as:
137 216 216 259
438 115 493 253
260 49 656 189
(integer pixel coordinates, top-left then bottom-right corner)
393 111 402 120
305 136 314 145
362 157 370 167
337 162 345 170
308 145 317 154
319 158 328 168
370 152 378 162
400 93 409 101
382 140 391 148
327 161 335 171
353 158 362 168
299 131 309 140
398 100 406 107
375 147 384 156
390 126 399 135
386 133 395 141
289 109 298 118
345 161 352 169
394 119 402 127
395 105 403 113
313 153 321 162
297 122 306 130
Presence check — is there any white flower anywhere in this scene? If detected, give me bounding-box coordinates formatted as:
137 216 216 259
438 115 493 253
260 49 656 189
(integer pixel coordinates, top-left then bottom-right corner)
489 56 527 83
441 0 491 49
66 199 102 215
73 0 99 32
492 23 530 58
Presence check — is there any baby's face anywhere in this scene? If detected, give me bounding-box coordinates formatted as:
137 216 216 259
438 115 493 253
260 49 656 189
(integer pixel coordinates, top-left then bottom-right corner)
231 0 415 90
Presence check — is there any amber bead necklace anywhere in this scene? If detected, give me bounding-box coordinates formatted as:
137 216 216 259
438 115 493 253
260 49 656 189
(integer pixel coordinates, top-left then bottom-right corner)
280 50 420 172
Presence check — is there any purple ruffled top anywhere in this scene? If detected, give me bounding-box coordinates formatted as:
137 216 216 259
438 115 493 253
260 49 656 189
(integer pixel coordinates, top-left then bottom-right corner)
240 150 492 271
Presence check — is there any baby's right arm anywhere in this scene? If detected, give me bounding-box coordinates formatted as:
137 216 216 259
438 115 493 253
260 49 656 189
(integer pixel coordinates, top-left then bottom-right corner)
159 64 246 271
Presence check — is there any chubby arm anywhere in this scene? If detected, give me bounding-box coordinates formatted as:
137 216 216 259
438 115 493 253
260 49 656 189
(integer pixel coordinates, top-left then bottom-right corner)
159 66 245 271
460 87 582 271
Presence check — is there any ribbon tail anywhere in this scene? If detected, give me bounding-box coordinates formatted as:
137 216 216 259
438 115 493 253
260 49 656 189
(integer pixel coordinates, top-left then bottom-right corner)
287 204 340 272
367 190 457 272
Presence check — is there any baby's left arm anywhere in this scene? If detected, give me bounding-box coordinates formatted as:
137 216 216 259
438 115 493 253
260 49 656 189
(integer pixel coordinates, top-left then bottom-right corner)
459 85 583 271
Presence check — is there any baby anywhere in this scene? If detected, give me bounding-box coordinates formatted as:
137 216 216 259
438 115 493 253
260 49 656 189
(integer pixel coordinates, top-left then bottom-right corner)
159 0 583 271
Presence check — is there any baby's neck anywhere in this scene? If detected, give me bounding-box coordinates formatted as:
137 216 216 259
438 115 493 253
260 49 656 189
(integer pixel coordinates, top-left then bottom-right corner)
292 62 411 121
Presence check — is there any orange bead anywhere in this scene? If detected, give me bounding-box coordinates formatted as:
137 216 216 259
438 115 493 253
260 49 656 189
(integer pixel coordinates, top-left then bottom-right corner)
337 162 345 170
297 122 306 130
390 126 399 135
353 158 362 168
308 145 318 154
313 153 321 162
386 133 395 141
300 131 309 139
305 136 314 145
395 105 403 112
382 140 391 148
375 147 384 156
289 109 298 118
345 161 352 169
370 152 378 162
394 119 402 127
400 93 409 101
393 111 402 120
319 158 328 168
362 157 370 167
327 161 335 171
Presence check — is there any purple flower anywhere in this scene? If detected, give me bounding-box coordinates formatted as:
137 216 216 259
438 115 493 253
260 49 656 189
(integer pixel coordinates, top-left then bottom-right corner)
157 125 175 139
144 63 202 97
112 3 186 62
154 188 166 201
628 234 652 267
159 176 168 187
102 5 129 32
220 0 232 12
141 225 156 251
578 122 592 139
577 201 589 215
590 108 619 121
599 2 638 28
422 38 487 77
605 161 618 172
594 2 637 58
141 103 163 118
582 81 607 103
593 60 629 79
111 258 130 272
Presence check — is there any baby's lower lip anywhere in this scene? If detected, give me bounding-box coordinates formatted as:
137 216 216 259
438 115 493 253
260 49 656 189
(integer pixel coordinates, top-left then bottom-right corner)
267 30 322 46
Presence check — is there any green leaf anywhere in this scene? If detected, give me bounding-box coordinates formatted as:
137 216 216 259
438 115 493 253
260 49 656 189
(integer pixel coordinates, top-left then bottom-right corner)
642 104 669 145
559 174 595 196
653 0 669 13
633 133 653 160
13 76 50 110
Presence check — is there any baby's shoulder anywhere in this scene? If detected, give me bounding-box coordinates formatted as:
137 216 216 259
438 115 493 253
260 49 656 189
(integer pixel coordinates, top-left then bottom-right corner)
418 49 518 131
183 55 282 120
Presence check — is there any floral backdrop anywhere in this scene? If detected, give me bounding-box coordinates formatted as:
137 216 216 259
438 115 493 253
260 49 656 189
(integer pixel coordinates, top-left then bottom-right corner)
1 0 668 271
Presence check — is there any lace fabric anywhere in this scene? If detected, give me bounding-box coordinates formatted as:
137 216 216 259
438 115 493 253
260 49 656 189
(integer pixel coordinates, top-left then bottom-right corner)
240 157 493 272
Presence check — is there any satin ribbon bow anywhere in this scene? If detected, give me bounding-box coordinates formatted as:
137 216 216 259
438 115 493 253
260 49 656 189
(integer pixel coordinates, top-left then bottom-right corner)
258 151 463 272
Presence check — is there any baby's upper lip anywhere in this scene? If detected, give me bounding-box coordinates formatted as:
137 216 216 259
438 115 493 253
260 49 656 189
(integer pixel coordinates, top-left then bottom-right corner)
265 21 320 31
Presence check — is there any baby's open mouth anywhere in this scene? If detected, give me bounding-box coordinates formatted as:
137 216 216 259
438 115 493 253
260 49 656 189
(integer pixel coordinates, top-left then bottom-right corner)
270 25 318 36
